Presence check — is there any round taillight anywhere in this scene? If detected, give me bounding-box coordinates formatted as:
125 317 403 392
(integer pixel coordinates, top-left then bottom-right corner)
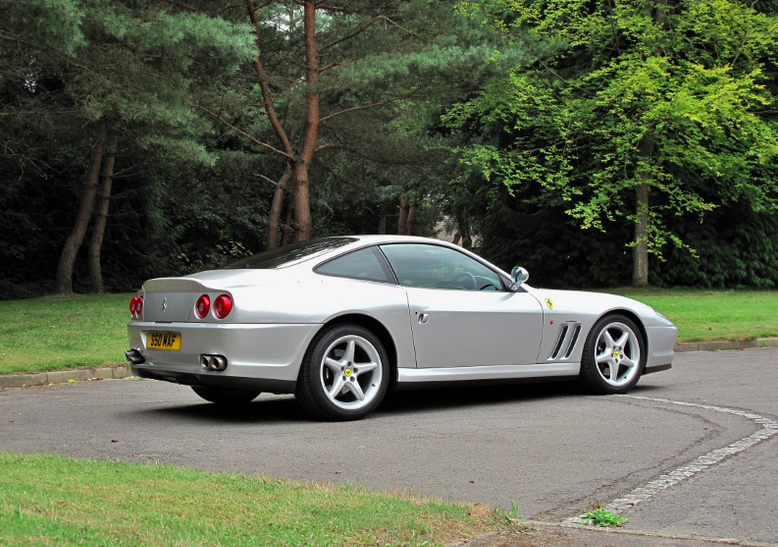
130 296 144 318
213 294 233 319
195 295 211 319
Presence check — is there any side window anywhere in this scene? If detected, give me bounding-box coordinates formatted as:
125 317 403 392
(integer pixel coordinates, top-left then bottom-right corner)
380 244 503 291
315 247 392 283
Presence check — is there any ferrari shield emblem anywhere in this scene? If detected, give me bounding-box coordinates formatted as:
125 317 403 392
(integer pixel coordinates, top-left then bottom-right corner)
545 298 554 310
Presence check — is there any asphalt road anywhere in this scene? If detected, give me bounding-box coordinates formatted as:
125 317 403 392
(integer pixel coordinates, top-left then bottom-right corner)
1 347 777 544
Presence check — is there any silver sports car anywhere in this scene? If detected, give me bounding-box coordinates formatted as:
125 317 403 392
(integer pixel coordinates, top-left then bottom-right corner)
126 235 677 420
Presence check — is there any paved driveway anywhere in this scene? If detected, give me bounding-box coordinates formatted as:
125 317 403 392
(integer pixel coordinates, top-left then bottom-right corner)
1 347 777 544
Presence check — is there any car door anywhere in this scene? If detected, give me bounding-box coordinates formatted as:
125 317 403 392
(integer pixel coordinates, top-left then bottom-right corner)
379 243 544 368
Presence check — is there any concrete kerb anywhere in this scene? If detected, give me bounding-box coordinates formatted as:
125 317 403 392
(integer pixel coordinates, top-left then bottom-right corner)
457 520 778 547
1 337 777 390
0 365 134 390
674 337 778 352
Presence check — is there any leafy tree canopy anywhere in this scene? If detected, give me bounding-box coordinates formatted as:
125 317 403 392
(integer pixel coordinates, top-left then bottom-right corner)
446 0 778 285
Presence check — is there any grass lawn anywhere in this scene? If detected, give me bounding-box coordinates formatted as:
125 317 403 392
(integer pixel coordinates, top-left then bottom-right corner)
0 293 131 375
612 288 778 342
2 289 777 376
0 453 504 546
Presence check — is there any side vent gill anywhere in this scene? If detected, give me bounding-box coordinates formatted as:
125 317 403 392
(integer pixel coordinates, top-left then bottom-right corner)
548 322 582 361
564 325 582 358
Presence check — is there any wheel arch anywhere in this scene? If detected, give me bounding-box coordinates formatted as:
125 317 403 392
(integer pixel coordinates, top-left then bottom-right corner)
595 308 649 358
320 314 398 386
578 308 649 394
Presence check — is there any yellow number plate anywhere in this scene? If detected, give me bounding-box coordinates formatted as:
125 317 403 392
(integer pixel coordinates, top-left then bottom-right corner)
147 332 181 351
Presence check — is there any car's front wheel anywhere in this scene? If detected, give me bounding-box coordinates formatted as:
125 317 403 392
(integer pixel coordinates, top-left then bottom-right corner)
296 324 389 421
191 386 260 406
579 314 645 394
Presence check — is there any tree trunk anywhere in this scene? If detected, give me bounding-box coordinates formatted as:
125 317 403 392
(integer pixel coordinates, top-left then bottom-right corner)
632 137 653 287
398 195 409 235
461 231 473 250
630 1 668 288
292 159 312 241
406 202 418 236
245 0 301 243
292 0 320 242
456 211 472 249
281 203 293 246
632 182 650 287
266 165 292 249
54 120 107 294
88 131 118 293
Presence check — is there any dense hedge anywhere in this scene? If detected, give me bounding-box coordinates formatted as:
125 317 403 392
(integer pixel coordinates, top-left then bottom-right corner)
474 182 778 290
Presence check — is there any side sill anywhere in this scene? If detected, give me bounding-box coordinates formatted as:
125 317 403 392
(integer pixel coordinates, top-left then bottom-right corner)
396 363 580 384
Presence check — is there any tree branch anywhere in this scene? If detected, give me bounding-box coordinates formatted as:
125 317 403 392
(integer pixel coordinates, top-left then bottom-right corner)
245 0 295 157
320 16 381 54
197 105 294 160
319 97 401 123
0 30 97 74
314 143 353 153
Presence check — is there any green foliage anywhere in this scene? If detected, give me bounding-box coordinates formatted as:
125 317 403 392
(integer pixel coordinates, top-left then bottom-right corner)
0 0 87 59
446 0 778 284
0 0 260 296
657 205 778 289
580 508 628 527
3 0 777 293
474 181 634 288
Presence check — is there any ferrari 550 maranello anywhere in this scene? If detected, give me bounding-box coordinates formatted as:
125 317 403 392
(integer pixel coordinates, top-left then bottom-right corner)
126 235 677 420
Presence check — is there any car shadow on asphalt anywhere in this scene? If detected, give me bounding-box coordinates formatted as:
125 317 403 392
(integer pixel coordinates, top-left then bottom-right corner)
378 380 580 416
379 377 666 417
132 394 308 424
131 380 664 424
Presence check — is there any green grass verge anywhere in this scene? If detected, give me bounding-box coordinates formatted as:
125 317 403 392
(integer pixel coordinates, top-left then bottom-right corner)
0 452 501 547
0 293 131 375
1 289 777 376
612 288 778 342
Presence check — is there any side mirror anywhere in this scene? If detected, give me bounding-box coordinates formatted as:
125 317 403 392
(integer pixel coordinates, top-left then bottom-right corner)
510 266 529 291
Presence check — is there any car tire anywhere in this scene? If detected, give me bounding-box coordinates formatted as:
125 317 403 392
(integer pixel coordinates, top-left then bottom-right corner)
579 314 646 394
191 386 260 405
296 324 390 421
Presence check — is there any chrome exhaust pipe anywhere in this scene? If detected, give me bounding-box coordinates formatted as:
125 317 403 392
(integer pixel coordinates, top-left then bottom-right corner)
125 349 145 365
200 354 228 371
212 355 227 371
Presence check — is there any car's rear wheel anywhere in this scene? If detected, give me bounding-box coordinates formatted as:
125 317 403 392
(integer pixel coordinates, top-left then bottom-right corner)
191 386 260 405
579 314 645 394
296 324 389 421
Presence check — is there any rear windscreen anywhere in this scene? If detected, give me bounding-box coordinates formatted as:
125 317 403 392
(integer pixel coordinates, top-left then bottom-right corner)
223 238 356 269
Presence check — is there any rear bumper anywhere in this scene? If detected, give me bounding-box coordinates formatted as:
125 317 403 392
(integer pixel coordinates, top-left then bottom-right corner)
130 365 296 393
127 321 321 389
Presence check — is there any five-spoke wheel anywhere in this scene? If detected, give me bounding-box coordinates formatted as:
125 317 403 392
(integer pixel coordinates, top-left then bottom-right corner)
579 314 645 394
296 324 389 420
